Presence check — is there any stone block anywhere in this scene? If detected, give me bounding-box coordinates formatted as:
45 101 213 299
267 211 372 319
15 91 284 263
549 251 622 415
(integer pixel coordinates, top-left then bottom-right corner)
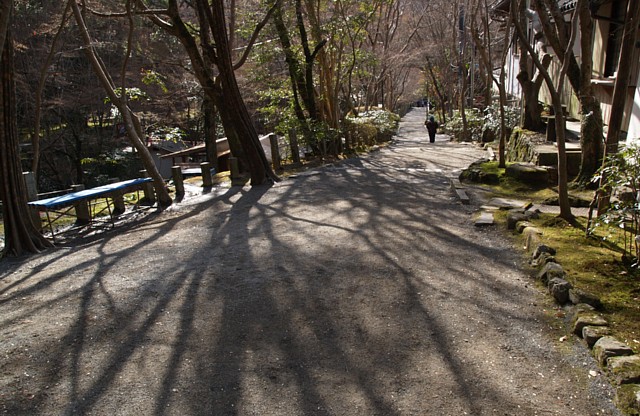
532 244 556 259
487 198 528 209
574 303 596 313
507 211 528 229
548 277 572 304
572 310 607 337
569 289 603 310
593 337 634 367
515 221 532 233
450 178 463 189
474 211 495 227
505 162 549 184
615 384 640 415
537 262 564 284
523 228 543 252
607 355 640 385
454 188 470 205
582 326 611 348
530 252 556 268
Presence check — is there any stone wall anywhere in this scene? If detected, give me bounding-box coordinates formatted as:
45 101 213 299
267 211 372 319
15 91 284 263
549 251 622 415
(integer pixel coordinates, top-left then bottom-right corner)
505 128 541 164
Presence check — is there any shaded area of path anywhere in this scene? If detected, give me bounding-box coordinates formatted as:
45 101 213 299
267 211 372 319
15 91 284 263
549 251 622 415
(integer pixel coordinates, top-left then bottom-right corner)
0 108 620 415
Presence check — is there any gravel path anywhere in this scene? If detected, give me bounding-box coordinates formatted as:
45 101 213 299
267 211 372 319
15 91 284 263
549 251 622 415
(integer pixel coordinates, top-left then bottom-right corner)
0 108 620 415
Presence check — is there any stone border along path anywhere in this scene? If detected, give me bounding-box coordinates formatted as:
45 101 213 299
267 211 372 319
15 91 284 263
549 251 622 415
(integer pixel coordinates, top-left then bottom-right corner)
473 195 640 413
449 118 640 414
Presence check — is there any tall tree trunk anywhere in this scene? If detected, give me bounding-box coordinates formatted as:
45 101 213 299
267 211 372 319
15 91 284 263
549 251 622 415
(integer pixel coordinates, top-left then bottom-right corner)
1 20 52 256
296 0 319 120
202 95 219 172
574 0 603 185
425 58 447 124
0 0 10 53
470 0 512 167
155 0 277 184
272 3 308 122
209 0 273 185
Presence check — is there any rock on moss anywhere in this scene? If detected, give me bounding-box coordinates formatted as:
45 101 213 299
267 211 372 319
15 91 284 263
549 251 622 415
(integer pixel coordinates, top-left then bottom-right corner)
532 244 556 259
593 337 634 367
582 325 611 348
537 262 564 284
608 355 640 385
507 211 528 229
569 288 603 310
523 228 543 252
572 311 607 336
516 221 533 233
548 277 572 304
505 128 539 163
505 163 549 184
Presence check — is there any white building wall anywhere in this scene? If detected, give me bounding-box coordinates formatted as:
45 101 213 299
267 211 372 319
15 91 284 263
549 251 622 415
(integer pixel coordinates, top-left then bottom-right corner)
504 51 522 99
628 70 640 143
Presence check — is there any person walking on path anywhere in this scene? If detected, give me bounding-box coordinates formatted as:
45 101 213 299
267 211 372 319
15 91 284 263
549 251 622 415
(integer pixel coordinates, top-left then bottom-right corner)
425 115 438 143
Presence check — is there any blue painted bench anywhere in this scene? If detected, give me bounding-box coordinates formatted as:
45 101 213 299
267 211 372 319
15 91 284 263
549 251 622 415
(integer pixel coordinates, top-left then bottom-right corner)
28 178 153 242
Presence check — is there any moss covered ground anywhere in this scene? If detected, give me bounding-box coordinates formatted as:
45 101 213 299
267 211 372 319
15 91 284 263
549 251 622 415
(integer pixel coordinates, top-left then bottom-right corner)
477 161 640 352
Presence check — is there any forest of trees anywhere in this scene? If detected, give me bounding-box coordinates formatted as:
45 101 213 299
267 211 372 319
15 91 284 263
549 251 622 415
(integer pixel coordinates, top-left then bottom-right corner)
1 0 633 256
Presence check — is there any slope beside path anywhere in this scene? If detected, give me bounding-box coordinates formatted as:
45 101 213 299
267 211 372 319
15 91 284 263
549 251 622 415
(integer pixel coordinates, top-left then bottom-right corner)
0 108 620 415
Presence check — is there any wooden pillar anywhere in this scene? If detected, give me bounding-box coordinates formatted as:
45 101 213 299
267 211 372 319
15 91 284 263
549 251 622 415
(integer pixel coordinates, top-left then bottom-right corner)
71 184 91 224
139 170 156 205
111 191 126 216
544 115 566 143
545 116 556 142
269 133 282 171
201 162 213 187
172 166 184 196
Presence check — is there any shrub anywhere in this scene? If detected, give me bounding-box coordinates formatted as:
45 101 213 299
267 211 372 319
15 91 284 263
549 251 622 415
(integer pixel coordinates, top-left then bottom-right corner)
443 108 484 141
591 142 640 266
443 105 520 142
81 150 143 188
482 105 520 142
343 110 400 149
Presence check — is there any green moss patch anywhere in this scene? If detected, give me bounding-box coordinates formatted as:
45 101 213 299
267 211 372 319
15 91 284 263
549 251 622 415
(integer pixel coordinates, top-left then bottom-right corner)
487 170 640 354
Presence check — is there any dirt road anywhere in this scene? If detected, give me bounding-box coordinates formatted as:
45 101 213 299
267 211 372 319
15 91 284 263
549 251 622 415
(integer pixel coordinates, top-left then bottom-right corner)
0 108 620 415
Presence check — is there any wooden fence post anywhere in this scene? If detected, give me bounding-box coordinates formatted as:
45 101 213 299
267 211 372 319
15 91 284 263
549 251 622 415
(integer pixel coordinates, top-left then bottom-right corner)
105 178 126 216
70 184 91 224
139 170 156 205
269 133 282 171
172 166 184 197
201 162 213 187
